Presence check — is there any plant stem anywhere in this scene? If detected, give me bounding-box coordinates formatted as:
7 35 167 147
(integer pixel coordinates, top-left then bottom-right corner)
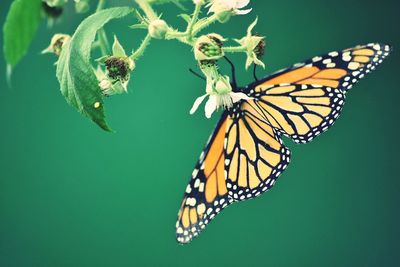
223 46 246 53
192 13 219 36
98 29 110 55
131 34 152 60
95 0 109 56
136 0 158 21
186 3 202 43
96 0 106 12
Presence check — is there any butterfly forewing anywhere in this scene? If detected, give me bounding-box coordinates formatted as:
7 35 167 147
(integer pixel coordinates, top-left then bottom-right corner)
249 43 391 93
244 43 391 143
176 115 233 244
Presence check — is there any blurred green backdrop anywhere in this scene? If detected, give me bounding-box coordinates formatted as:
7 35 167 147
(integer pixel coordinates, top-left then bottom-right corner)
1 0 399 266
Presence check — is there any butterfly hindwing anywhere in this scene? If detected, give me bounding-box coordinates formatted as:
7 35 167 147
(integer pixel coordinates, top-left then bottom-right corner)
224 103 291 200
246 84 346 143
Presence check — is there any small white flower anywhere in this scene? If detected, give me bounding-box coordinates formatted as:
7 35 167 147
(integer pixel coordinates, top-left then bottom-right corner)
208 0 252 15
235 18 266 69
190 76 251 118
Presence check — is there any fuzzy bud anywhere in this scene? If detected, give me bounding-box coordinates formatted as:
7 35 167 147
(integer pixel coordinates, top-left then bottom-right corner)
105 56 134 82
42 2 63 19
194 34 225 61
42 34 71 56
148 19 169 39
253 33 266 59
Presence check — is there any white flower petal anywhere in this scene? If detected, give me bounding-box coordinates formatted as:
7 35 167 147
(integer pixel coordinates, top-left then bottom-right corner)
230 92 251 103
236 0 250 9
205 95 217 118
235 8 252 15
190 94 208 114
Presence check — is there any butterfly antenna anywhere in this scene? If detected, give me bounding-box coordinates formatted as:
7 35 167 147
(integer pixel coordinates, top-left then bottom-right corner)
189 68 206 81
253 64 259 81
223 56 238 88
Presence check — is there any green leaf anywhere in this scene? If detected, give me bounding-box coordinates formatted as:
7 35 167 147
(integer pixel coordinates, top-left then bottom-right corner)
178 14 191 23
112 36 127 57
3 0 42 68
56 7 132 131
129 23 148 30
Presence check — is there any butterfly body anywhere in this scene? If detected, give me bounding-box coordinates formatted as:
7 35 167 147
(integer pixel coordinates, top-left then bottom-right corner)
176 43 391 244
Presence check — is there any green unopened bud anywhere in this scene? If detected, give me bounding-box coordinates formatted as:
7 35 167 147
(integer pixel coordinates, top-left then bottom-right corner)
42 33 71 56
214 76 232 95
194 34 225 61
74 0 90 13
148 19 169 39
216 11 232 23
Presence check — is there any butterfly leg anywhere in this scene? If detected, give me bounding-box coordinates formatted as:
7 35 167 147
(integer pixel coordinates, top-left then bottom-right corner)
189 68 206 81
223 56 238 88
253 64 259 82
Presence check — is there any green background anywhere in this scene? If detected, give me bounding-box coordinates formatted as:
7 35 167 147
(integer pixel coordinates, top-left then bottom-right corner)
1 0 399 266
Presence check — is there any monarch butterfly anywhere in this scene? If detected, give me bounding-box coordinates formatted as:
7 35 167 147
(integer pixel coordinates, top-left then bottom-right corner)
176 43 392 244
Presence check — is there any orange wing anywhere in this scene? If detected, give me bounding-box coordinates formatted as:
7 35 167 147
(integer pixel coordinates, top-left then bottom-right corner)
250 43 391 92
176 115 233 244
242 43 391 143
224 105 291 200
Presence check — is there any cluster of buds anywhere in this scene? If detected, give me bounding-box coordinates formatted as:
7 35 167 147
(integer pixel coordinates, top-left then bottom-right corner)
42 33 71 56
191 33 250 118
96 36 135 96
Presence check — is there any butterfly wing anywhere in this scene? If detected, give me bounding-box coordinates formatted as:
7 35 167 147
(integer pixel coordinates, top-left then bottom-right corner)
176 114 234 244
246 84 346 143
248 43 391 93
244 43 391 143
176 108 291 243
224 103 291 200
176 43 391 244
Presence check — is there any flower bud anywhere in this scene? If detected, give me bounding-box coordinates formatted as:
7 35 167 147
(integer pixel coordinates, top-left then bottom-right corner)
216 11 232 23
148 19 169 39
253 33 266 59
194 34 225 61
214 75 232 95
42 2 63 19
42 33 71 56
74 0 90 13
105 56 134 82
